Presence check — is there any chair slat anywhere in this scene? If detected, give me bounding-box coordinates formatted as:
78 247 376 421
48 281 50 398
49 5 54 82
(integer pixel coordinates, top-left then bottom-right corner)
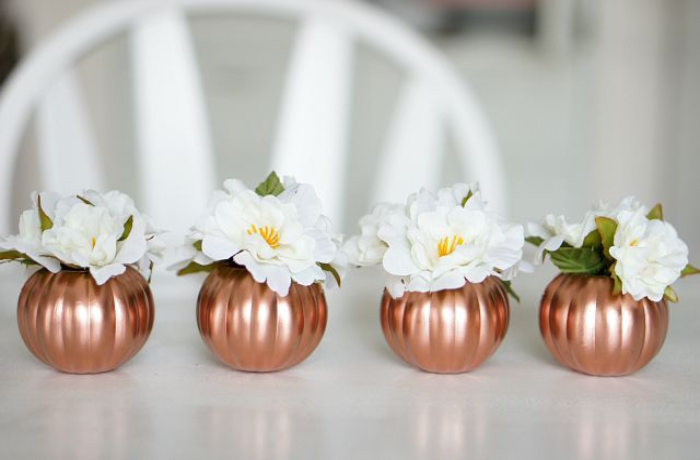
372 77 445 205
445 89 507 215
271 18 354 226
36 71 104 194
0 0 506 234
130 9 215 236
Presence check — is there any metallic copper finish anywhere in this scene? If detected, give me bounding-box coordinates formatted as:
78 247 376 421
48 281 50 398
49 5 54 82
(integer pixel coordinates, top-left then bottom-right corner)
540 274 669 377
17 267 155 374
380 277 510 374
197 266 327 372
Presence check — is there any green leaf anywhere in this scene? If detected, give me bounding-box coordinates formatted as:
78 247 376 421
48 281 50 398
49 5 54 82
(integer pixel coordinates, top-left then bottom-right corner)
460 190 474 207
177 261 217 276
613 275 622 296
647 203 664 221
193 240 203 251
501 280 520 303
118 215 134 242
19 258 40 267
525 236 544 247
582 229 601 248
37 195 53 231
610 263 623 295
0 250 40 267
0 250 25 260
681 263 700 278
664 285 678 303
255 171 285 197
318 262 341 287
548 247 607 274
595 216 618 259
77 195 94 206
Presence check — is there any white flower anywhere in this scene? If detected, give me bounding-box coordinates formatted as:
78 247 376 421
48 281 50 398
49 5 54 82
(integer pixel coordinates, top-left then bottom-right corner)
185 177 339 297
88 190 166 277
0 192 62 272
171 234 213 271
344 203 404 267
325 234 349 290
376 184 524 298
500 259 534 281
529 196 692 301
604 196 647 216
527 212 597 261
2 190 162 285
609 208 688 302
527 196 649 263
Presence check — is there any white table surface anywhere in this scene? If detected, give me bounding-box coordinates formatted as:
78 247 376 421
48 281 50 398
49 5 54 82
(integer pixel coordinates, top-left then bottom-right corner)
1 265 699 460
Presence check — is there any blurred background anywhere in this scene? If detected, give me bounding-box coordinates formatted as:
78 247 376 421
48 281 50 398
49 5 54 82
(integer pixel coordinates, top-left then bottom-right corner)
0 0 698 253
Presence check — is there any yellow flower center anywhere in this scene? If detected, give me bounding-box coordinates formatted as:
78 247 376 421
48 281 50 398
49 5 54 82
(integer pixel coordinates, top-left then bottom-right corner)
91 237 97 249
247 224 281 249
437 235 464 257
630 239 639 247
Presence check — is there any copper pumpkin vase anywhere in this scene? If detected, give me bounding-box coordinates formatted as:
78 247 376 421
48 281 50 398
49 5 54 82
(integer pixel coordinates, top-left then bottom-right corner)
380 276 510 374
196 266 328 372
540 274 669 377
17 267 155 374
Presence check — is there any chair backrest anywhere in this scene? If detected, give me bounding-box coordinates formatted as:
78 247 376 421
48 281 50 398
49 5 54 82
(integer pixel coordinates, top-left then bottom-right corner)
0 0 506 236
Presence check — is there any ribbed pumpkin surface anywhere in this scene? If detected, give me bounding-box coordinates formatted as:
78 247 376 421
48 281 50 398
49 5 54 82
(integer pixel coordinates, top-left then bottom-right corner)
380 277 509 374
17 267 154 374
197 266 327 372
540 274 668 376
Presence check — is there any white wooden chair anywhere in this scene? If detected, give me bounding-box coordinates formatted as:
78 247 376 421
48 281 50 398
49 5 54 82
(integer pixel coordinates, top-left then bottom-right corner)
0 0 506 236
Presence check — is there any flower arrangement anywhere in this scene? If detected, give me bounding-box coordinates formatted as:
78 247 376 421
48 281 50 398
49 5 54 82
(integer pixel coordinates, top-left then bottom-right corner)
345 183 525 299
347 183 525 373
174 172 346 297
527 197 699 302
177 172 343 371
0 190 164 284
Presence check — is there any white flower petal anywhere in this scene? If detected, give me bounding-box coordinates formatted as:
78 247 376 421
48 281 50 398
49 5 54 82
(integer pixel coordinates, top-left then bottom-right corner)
535 235 565 263
234 251 293 296
382 242 420 276
501 260 533 281
323 245 348 289
610 208 687 301
33 191 63 221
266 268 293 297
234 251 263 279
432 271 467 291
307 228 336 263
292 264 324 286
41 258 62 273
343 235 362 266
463 266 490 284
90 263 127 285
115 218 147 264
279 183 322 227
407 274 431 292
526 222 551 239
202 234 240 261
385 274 407 298
194 252 215 266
